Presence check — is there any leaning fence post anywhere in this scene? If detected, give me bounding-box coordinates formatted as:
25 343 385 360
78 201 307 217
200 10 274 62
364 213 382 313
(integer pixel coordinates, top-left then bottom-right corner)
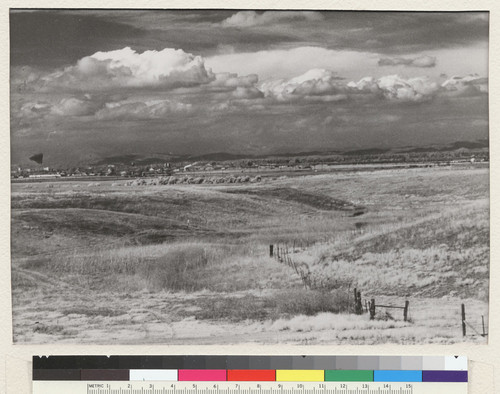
403 300 409 322
461 304 466 337
370 299 376 320
270 244 274 258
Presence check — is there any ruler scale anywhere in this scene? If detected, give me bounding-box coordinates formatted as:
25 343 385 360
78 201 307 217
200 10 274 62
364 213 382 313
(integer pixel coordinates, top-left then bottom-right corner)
32 356 467 394
32 381 464 394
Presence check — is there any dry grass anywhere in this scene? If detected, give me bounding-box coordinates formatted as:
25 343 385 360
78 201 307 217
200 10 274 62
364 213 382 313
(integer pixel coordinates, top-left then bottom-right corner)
26 242 300 293
11 165 490 343
187 289 351 322
295 200 489 300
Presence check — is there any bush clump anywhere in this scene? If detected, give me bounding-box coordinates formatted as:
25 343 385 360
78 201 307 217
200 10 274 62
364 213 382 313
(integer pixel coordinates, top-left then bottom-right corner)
271 289 350 316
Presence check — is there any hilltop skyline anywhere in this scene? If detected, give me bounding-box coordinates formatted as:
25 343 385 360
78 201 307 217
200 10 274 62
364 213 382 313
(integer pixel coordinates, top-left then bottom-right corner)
10 10 489 166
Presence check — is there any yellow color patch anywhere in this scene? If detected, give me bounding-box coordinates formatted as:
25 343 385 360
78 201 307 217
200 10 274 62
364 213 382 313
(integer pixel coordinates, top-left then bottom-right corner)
276 370 324 381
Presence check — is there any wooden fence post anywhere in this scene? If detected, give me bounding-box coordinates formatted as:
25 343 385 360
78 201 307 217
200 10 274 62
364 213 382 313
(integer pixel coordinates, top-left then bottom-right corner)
403 300 409 322
482 315 486 337
269 244 274 258
353 288 357 314
369 299 376 320
461 304 466 337
356 291 363 315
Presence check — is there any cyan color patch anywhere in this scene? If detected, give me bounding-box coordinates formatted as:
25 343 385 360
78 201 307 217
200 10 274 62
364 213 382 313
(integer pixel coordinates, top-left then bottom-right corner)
374 370 422 382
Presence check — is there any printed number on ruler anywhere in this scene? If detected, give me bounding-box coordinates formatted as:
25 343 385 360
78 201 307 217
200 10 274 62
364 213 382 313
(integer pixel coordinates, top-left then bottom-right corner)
84 383 415 394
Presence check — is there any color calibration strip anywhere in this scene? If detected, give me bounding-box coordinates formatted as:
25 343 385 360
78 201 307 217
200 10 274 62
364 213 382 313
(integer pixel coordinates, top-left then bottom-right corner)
32 356 467 383
32 369 467 383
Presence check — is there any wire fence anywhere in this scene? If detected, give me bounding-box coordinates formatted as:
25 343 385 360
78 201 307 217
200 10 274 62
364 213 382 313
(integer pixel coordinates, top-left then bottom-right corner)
269 242 410 321
461 304 488 338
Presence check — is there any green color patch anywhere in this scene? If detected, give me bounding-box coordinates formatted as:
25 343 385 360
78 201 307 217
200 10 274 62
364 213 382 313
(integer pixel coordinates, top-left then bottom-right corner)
325 370 373 382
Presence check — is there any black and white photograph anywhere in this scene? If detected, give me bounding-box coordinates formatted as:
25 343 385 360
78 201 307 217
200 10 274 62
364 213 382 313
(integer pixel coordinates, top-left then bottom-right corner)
10 9 489 344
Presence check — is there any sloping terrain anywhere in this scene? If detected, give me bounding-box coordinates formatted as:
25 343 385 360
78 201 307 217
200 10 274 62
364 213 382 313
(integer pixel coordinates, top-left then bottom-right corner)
11 166 489 344
224 187 365 215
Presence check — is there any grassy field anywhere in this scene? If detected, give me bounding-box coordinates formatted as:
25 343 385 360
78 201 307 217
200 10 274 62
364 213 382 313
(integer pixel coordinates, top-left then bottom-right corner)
11 164 489 344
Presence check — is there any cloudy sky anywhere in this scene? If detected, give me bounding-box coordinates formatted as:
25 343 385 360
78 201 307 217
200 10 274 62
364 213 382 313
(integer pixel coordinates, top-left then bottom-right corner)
10 10 489 166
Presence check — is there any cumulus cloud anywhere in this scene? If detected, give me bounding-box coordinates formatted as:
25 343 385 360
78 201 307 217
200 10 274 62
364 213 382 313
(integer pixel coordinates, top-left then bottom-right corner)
211 72 259 88
411 56 438 68
221 11 324 27
25 46 266 98
346 77 381 94
441 74 488 95
208 72 264 99
14 93 132 120
51 96 104 116
40 47 215 91
232 86 264 99
348 74 439 102
95 99 193 120
378 55 437 68
260 70 442 104
260 69 345 101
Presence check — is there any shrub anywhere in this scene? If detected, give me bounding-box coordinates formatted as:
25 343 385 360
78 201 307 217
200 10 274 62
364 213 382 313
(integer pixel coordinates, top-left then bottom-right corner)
189 289 351 322
271 289 350 316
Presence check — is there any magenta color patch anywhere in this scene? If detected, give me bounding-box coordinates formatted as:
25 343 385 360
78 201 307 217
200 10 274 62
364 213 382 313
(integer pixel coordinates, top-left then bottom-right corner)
178 369 227 381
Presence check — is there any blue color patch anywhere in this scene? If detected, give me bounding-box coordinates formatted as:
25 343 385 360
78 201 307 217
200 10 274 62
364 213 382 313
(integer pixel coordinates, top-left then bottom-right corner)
374 370 422 382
